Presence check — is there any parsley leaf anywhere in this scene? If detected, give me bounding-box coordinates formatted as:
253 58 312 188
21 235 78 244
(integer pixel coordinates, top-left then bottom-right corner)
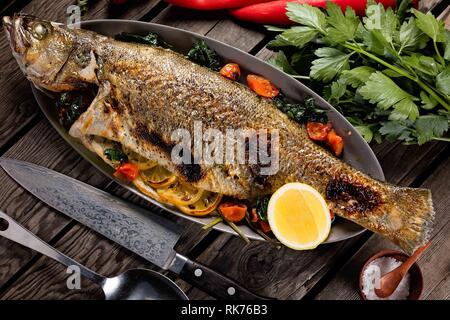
325 2 359 43
266 34 294 48
420 91 438 110
414 115 449 144
355 125 374 143
310 47 352 82
286 3 327 33
359 72 419 120
329 81 347 103
445 30 450 61
364 4 399 44
379 120 413 142
411 9 446 43
398 17 429 52
436 67 450 96
339 66 376 88
402 54 443 76
270 51 299 76
278 26 319 49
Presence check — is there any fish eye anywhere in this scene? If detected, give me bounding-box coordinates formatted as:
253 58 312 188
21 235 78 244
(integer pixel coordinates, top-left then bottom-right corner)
32 23 48 40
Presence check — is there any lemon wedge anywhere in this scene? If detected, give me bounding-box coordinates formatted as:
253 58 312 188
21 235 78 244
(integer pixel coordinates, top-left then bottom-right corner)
267 183 331 250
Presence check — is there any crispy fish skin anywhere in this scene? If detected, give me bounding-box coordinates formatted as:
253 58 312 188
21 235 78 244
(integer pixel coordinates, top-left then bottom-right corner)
4 14 434 254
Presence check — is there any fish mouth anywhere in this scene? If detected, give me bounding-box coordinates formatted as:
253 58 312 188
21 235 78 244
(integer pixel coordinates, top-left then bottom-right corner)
2 16 12 33
2 14 35 55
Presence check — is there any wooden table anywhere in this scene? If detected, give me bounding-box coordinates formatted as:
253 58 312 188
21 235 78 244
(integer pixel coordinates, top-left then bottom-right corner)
0 0 448 300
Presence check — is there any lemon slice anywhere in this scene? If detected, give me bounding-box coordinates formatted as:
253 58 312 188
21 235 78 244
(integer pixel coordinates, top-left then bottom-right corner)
157 181 204 206
133 177 163 202
177 192 222 216
140 165 177 188
267 183 331 250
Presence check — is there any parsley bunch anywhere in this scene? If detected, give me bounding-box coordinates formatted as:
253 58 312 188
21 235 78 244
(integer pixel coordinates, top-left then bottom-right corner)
267 0 450 145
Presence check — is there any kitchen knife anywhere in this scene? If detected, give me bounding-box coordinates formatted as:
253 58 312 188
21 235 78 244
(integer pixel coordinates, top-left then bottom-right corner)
0 158 271 300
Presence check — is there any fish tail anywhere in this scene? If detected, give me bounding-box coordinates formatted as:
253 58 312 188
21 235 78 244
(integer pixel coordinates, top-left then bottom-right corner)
385 186 434 255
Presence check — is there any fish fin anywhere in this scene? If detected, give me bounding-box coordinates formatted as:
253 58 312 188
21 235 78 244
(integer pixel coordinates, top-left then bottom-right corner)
385 186 434 255
69 81 123 141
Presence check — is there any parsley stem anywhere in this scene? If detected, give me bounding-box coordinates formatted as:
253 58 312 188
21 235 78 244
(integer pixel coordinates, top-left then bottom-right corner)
416 79 450 112
343 42 450 112
202 216 223 230
343 43 413 80
433 41 445 66
291 75 311 80
432 136 450 142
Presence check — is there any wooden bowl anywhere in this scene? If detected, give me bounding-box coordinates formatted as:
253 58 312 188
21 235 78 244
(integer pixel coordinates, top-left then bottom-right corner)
358 250 423 300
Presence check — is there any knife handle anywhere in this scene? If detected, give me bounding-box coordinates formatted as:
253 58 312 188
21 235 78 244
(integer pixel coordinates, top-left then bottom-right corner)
179 258 274 300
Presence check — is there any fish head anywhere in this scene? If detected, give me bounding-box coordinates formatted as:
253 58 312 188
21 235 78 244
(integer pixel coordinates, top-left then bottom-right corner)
3 14 84 91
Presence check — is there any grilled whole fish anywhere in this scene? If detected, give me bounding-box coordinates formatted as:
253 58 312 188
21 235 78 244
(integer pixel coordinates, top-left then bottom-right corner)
3 14 434 254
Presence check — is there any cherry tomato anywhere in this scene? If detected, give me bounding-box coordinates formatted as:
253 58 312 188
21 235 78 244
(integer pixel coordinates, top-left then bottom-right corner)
250 208 259 223
220 63 241 81
114 163 139 181
307 121 332 141
219 202 247 223
326 130 344 157
247 74 279 98
259 220 271 233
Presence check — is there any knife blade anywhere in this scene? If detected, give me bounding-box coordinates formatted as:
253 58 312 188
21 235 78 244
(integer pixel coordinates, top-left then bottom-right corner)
0 158 271 300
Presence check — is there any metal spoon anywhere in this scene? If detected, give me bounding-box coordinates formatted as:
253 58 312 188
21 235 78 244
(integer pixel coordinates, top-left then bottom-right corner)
375 242 430 298
0 211 188 300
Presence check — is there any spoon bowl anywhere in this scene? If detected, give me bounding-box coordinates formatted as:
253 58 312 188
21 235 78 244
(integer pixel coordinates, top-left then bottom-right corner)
358 250 423 300
103 268 188 300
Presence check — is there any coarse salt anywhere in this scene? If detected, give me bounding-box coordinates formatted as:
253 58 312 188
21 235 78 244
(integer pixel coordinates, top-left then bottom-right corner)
361 257 410 300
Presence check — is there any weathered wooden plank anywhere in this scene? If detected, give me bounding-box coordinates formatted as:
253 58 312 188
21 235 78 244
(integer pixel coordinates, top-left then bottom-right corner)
420 0 445 12
151 5 223 32
438 4 450 28
0 0 162 150
0 7 267 299
313 152 450 300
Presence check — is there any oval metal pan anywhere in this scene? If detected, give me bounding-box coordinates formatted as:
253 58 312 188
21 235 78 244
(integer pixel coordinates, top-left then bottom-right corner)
32 19 385 244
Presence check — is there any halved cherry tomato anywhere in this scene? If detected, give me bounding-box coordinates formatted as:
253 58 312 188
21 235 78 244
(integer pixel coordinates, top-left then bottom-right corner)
250 208 259 223
247 74 279 98
307 122 332 141
220 63 241 81
219 202 247 223
114 163 139 181
327 129 344 157
259 220 271 233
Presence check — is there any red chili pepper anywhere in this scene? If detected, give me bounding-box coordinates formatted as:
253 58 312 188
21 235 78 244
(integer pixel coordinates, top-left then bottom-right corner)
165 0 272 10
326 129 344 157
220 63 241 81
229 0 397 25
114 163 140 181
247 74 279 98
307 121 332 141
